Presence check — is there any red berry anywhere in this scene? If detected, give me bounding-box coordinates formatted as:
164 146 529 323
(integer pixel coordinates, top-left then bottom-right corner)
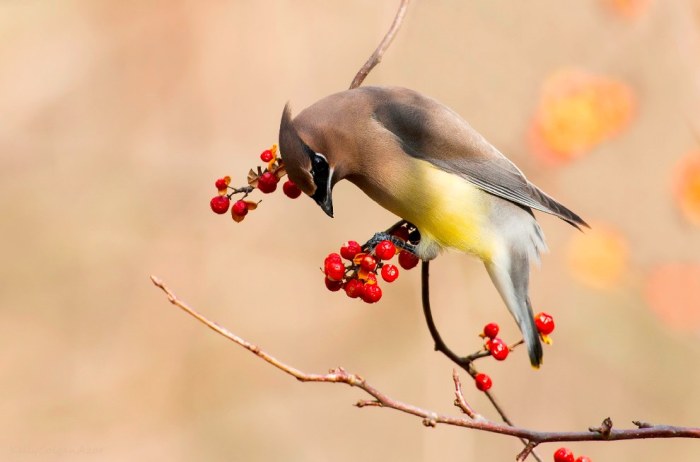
553 448 575 462
324 252 342 265
210 196 230 214
381 264 399 282
283 180 302 199
325 260 345 281
391 227 410 241
231 200 248 216
340 241 362 260
324 253 343 274
257 171 279 194
574 457 591 462
534 312 555 335
361 284 382 303
488 338 509 361
374 240 396 260
324 277 343 292
398 250 419 270
483 323 500 339
324 254 344 281
360 254 377 272
215 178 228 190
344 279 364 299
260 149 274 162
474 373 492 391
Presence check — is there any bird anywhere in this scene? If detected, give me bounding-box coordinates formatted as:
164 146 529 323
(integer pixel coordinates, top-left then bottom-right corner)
278 86 587 367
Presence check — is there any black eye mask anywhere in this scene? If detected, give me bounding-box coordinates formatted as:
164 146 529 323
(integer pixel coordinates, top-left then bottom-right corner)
304 144 330 203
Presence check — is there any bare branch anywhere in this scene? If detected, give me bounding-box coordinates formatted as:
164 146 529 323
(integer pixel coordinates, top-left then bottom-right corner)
151 275 700 461
421 260 521 424
517 441 539 462
349 0 410 89
421 260 542 460
452 369 480 419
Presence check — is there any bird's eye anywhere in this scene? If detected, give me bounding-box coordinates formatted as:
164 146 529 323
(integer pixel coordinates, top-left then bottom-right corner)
312 154 326 167
302 143 328 174
310 153 329 180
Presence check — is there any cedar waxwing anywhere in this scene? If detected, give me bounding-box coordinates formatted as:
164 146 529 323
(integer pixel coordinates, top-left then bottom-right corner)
278 86 587 367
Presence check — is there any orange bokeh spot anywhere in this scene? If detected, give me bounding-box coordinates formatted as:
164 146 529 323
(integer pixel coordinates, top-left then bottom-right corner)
601 0 652 19
567 223 629 289
645 263 700 331
530 69 635 164
672 151 700 227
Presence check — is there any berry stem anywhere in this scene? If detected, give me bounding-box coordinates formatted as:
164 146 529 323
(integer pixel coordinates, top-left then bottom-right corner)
464 339 525 362
452 369 481 419
226 185 255 200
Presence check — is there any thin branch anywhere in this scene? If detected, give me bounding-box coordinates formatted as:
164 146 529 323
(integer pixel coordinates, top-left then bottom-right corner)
151 275 700 461
349 0 410 89
421 260 541 461
452 369 481 420
464 339 525 362
421 261 517 424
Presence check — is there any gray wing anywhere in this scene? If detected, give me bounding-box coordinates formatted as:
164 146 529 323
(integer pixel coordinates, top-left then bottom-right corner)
369 87 588 229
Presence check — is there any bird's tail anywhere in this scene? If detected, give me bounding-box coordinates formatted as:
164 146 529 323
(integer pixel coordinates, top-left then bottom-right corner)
485 252 543 368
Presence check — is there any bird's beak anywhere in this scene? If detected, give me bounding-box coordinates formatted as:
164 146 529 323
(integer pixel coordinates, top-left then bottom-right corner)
311 167 334 218
311 164 333 218
316 192 334 218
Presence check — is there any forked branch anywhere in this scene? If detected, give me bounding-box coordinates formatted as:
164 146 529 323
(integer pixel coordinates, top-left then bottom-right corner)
151 275 700 461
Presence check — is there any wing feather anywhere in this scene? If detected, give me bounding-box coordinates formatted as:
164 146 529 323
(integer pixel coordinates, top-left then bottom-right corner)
368 87 588 229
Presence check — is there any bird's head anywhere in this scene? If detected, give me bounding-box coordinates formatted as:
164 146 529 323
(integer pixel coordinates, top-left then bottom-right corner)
278 102 344 218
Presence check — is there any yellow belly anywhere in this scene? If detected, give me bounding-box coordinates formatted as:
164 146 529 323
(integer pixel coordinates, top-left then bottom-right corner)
388 160 496 261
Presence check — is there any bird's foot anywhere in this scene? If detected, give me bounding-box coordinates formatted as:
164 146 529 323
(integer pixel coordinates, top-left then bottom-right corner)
362 220 420 255
363 232 416 253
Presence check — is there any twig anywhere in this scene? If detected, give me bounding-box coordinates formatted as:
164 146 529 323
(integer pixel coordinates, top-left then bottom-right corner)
463 339 525 362
421 260 542 461
452 369 480 419
151 275 700 461
421 261 515 422
228 185 255 197
349 0 410 90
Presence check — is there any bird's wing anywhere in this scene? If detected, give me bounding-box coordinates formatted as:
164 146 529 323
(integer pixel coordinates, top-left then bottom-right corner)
370 88 588 229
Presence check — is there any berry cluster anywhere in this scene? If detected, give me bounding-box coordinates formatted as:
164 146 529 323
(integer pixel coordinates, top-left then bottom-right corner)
472 312 556 392
553 447 591 462
209 144 302 222
322 224 421 304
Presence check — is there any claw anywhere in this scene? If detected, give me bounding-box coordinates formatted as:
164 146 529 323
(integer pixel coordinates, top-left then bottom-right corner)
363 232 417 255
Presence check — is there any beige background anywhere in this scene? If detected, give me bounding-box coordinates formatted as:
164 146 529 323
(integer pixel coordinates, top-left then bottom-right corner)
2 1 700 461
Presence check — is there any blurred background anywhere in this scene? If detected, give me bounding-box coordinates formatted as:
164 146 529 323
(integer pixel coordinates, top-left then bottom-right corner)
2 0 700 460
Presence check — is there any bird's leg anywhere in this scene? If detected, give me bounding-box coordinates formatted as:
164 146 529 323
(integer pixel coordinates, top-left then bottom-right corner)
363 233 416 253
361 220 420 255
384 220 408 235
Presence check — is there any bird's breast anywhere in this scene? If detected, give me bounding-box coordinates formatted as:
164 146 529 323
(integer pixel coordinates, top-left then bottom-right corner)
352 158 496 261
